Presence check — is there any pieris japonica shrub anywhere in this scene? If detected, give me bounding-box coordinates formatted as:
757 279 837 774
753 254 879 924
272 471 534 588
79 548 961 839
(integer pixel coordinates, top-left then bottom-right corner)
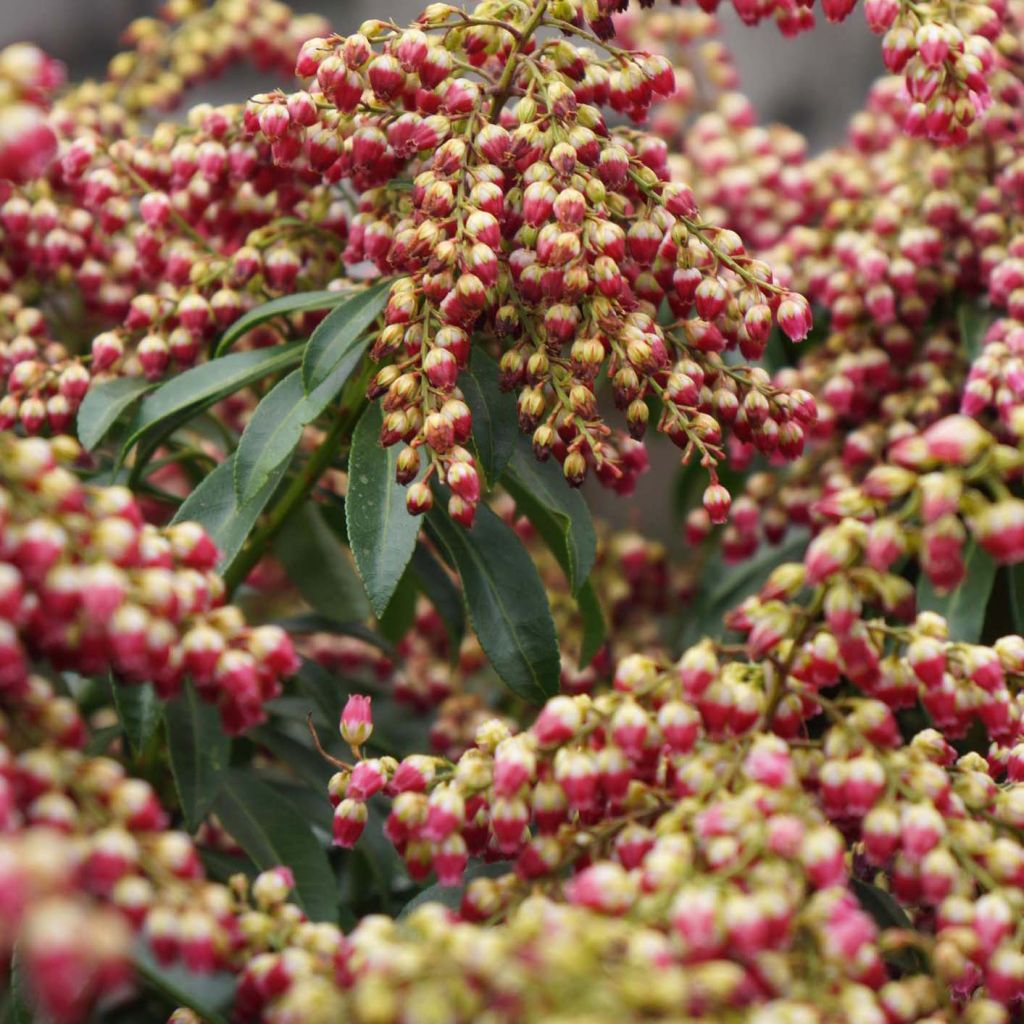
1 0 1024 1020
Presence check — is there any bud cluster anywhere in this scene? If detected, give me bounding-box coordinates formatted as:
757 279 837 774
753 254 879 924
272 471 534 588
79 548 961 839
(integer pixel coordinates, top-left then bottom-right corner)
0 432 298 732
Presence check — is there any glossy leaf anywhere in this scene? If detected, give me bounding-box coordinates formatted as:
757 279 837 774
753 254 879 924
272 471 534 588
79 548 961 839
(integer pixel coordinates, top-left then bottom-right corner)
459 347 517 485
410 544 465 657
8 945 32 1024
957 303 993 364
234 348 368 504
76 376 152 450
214 288 348 356
501 442 596 595
172 453 287 572
274 502 369 623
165 682 231 833
347 403 423 617
398 861 512 919
213 769 337 922
426 502 559 703
302 278 391 393
122 342 303 457
110 677 162 756
917 541 996 642
378 568 418 645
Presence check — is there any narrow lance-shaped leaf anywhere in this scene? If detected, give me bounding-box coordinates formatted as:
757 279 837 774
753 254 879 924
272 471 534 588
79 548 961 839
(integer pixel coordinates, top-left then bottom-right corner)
77 377 152 450
233 326 368 504
213 769 338 922
214 288 353 356
917 541 996 643
426 501 560 703
274 501 369 623
347 402 423 617
122 342 304 459
459 347 517 486
302 278 391 392
110 676 162 756
172 453 288 573
410 543 465 657
501 441 597 595
164 681 232 833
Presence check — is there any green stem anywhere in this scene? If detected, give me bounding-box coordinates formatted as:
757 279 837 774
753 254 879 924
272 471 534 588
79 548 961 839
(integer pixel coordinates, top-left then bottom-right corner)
488 0 549 123
222 400 365 594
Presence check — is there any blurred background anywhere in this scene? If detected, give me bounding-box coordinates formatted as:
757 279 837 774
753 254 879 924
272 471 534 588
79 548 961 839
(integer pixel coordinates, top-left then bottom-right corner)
2 0 881 149
0 0 881 539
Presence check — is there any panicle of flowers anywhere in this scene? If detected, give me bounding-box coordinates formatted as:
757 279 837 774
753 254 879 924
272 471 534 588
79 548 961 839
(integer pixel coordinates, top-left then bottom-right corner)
240 0 818 527
0 432 298 732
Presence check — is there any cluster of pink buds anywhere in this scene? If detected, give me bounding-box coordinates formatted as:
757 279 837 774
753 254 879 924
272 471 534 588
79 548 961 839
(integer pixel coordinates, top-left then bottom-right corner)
0 432 298 731
238 0 820 523
0 44 63 184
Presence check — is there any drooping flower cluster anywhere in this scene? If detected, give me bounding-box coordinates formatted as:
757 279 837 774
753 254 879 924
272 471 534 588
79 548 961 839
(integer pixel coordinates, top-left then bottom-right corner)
0 433 298 732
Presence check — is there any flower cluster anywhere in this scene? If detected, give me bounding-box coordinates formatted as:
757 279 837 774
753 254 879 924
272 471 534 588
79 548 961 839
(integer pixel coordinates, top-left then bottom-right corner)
237 0 821 526
0 43 63 184
0 432 298 732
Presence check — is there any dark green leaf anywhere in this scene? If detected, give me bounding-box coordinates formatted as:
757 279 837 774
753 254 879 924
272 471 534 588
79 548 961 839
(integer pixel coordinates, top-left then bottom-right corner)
293 657 349 728
134 941 233 1024
501 442 596 595
460 347 517 485
578 580 606 668
110 677 162 757
122 342 303 458
83 723 121 756
302 279 391 393
1010 565 1024 633
378 568 418 645
679 531 809 649
8 946 32 1024
165 682 231 833
273 502 369 623
199 848 255 882
347 403 423 617
398 861 512 919
213 769 337 922
215 289 351 356
235 350 368 504
250 724 334 790
849 877 927 973
917 541 996 642
957 303 993 364
410 545 465 656
77 377 152 450
172 453 287 572
426 502 559 703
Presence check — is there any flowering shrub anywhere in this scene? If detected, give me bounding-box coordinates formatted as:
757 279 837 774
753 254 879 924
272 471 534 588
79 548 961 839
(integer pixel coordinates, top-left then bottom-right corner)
2 0 1024 1020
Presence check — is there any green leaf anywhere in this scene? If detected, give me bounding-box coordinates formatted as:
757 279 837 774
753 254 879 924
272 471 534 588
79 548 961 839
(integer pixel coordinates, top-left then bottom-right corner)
110 677 162 757
679 531 809 649
215 288 352 356
578 580 606 668
917 541 997 642
8 945 33 1024
957 303 993 363
460 347 517 485
501 442 596 595
235 350 368 504
1010 565 1024 633
274 502 369 623
76 377 152 450
250 723 334 790
378 568 418 646
134 941 233 1024
426 502 559 703
292 657 349 728
410 545 465 656
302 279 391 393
213 768 337 922
172 453 287 572
165 682 231 833
347 403 423 617
398 861 512 919
122 342 303 459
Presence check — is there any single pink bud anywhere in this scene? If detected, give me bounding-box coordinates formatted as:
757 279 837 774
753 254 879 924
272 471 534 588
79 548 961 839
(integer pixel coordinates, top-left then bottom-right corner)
702 483 731 525
340 694 373 747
